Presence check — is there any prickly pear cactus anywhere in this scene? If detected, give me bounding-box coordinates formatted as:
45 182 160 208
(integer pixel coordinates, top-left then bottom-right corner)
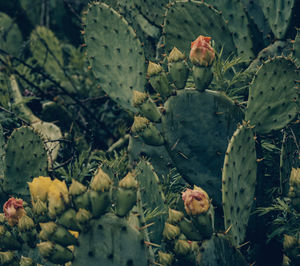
258 0 295 39
245 57 299 134
84 2 146 112
133 0 169 27
294 29 300 66
30 26 64 82
205 0 254 61
163 1 236 59
162 89 243 206
3 126 48 195
136 160 167 244
0 12 23 56
72 213 149 266
196 234 247 266
222 123 257 246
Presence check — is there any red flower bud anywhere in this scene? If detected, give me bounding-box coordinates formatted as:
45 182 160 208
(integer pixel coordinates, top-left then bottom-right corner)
3 197 26 226
190 35 215 66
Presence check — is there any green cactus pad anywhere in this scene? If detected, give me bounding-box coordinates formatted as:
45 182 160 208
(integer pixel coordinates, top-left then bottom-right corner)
0 72 10 109
162 89 243 206
280 123 300 195
136 160 167 244
84 2 146 112
163 1 236 59
222 123 257 246
205 0 254 61
197 234 247 266
72 213 148 266
258 0 295 39
0 12 23 56
242 0 272 45
128 135 174 178
247 40 293 71
3 126 48 196
133 0 169 27
245 57 299 134
30 26 64 82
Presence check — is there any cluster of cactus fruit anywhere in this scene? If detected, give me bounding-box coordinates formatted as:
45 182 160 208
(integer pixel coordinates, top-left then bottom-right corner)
0 0 299 265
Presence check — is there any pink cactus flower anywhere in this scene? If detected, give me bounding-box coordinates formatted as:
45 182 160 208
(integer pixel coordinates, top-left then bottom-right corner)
190 35 215 67
3 197 26 226
182 186 210 215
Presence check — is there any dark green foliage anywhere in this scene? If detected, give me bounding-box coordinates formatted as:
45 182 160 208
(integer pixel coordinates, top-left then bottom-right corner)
163 1 236 60
222 123 257 246
84 2 146 112
72 213 149 266
3 126 48 196
245 57 299 134
162 89 243 206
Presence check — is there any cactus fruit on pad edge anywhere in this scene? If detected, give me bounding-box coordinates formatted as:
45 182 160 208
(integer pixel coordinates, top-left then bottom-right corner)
84 2 146 112
72 213 148 266
222 123 257 247
245 57 299 135
161 89 243 206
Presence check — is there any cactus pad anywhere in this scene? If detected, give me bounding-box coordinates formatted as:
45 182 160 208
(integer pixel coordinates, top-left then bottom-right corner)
162 89 243 205
205 0 254 61
222 123 257 246
197 234 247 266
133 0 169 27
163 1 236 59
72 213 148 266
0 12 23 56
245 57 299 134
136 160 167 244
84 2 146 112
3 126 48 195
259 0 295 39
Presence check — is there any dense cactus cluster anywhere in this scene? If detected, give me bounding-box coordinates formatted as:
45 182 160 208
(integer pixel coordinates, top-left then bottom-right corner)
0 0 299 265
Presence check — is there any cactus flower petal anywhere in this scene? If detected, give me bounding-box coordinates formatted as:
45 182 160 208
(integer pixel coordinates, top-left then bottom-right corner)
190 35 215 66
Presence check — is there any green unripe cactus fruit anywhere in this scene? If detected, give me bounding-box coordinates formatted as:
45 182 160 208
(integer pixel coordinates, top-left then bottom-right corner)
69 179 90 210
58 209 80 231
147 62 172 98
163 222 181 240
131 116 164 146
39 222 78 247
89 167 112 217
167 47 189 89
115 172 138 217
37 241 73 264
133 90 161 122
76 209 92 232
192 65 213 92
